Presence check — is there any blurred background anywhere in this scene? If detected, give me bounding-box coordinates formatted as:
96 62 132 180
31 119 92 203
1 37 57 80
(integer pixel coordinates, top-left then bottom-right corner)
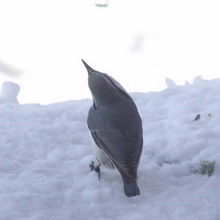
0 0 220 104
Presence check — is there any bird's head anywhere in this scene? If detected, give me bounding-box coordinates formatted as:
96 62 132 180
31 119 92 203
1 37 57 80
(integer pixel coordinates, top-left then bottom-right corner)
82 59 130 106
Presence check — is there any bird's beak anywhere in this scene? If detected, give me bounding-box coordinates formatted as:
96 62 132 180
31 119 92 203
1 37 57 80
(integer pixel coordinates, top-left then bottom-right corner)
81 59 95 76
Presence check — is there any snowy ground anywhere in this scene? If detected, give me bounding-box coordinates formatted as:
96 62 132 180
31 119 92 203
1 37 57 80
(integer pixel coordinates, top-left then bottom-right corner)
0 78 220 220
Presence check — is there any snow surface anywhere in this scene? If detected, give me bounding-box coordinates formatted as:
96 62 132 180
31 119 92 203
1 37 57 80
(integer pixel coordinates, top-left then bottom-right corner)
1 78 220 220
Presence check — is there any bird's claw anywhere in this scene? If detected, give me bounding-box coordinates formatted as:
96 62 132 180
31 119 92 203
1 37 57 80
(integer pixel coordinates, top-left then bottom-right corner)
90 161 101 180
90 161 95 171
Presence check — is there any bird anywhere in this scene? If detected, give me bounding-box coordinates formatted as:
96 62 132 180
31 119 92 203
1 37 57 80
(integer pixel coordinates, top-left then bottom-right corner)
82 60 143 197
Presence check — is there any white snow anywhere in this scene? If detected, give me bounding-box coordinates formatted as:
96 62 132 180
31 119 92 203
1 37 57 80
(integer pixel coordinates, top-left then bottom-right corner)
165 78 177 88
0 81 20 104
1 78 220 220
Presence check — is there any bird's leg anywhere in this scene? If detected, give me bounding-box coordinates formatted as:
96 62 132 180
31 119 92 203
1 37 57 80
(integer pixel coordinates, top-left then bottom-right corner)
90 161 101 180
95 164 101 180
90 161 95 171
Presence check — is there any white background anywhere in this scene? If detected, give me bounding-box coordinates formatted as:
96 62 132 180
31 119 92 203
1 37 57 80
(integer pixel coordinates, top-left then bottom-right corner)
0 0 220 104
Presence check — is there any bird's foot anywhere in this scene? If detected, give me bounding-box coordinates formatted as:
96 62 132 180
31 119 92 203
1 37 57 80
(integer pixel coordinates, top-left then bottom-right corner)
90 161 101 180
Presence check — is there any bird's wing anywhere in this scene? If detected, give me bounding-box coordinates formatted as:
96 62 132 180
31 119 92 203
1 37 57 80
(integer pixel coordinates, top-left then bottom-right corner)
89 126 142 177
87 104 143 177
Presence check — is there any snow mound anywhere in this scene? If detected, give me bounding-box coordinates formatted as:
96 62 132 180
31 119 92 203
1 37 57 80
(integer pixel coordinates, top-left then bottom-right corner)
0 78 220 220
165 77 177 88
0 81 20 104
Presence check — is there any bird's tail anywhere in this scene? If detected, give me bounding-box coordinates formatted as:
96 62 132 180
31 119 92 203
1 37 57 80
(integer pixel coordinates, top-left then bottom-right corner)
122 177 140 197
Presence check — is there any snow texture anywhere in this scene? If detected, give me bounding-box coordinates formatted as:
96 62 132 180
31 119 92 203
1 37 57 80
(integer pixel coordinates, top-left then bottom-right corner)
0 78 220 220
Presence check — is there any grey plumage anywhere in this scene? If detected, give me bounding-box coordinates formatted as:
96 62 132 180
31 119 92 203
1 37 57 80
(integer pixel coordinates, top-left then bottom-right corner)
82 60 143 197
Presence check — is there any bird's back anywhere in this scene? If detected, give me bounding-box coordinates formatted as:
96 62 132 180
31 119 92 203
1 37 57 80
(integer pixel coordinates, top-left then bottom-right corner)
88 99 142 140
87 100 143 175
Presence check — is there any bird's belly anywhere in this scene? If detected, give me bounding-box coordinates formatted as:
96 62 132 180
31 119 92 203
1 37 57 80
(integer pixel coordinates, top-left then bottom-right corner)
90 136 115 169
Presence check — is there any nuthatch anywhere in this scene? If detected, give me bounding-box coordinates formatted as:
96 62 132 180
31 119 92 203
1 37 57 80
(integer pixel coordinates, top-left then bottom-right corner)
82 60 143 197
